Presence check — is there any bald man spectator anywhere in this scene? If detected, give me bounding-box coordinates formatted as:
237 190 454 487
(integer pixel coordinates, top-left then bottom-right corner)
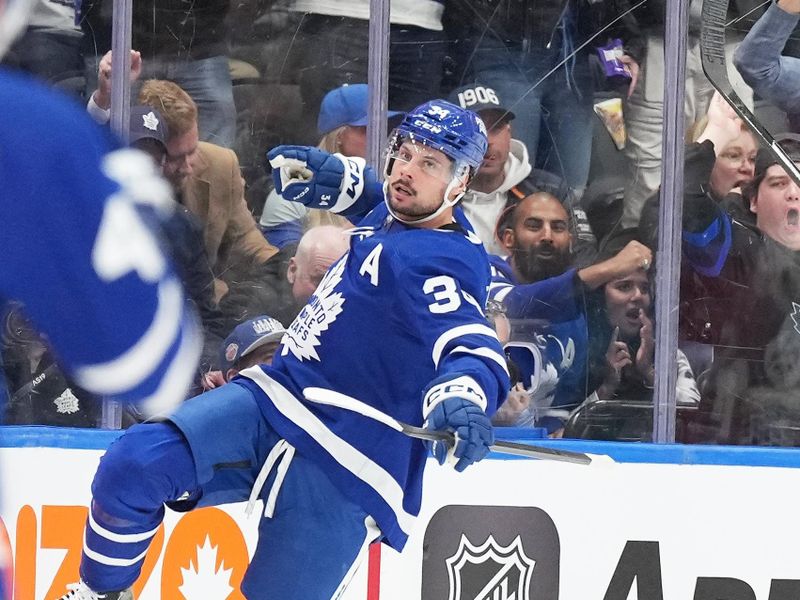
218 224 351 332
199 226 349 390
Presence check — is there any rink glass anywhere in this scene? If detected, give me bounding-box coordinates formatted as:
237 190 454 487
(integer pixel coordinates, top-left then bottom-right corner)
3 0 800 449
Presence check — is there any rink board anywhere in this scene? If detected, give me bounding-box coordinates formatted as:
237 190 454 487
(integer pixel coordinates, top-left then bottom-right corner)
2 427 800 600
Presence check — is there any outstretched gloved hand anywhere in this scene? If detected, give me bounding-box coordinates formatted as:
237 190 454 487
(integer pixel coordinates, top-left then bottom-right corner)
267 145 345 208
422 375 493 472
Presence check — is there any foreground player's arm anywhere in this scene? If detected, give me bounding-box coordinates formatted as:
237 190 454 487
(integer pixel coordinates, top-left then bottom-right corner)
489 241 651 321
489 267 584 322
734 1 800 114
267 145 383 220
2 77 201 417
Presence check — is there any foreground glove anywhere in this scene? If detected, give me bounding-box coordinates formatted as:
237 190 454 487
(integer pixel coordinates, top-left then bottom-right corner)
422 375 494 472
267 145 366 212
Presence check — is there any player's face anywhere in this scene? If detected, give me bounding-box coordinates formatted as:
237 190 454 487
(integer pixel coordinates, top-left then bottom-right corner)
604 272 651 340
710 130 757 197
478 113 512 180
387 141 461 225
751 164 800 250
163 122 199 187
503 193 572 283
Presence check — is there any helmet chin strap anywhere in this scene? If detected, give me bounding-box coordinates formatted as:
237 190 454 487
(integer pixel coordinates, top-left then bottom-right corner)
383 176 466 226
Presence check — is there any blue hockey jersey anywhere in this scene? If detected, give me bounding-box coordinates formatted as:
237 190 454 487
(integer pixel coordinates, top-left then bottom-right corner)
488 255 589 427
0 69 200 414
236 202 509 550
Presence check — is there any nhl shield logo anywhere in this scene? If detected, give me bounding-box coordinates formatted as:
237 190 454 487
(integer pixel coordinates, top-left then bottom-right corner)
445 534 536 600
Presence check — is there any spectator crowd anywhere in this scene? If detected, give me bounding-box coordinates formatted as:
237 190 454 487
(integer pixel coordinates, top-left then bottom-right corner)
5 0 800 447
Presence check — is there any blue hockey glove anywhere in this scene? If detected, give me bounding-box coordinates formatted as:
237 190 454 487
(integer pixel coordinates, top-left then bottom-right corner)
267 145 366 212
422 375 494 472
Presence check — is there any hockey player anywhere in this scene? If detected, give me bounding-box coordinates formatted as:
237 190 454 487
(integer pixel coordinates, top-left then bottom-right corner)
0 30 201 414
61 100 509 600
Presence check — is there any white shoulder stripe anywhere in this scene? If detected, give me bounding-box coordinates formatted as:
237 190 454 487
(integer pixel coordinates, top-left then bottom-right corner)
74 277 184 394
240 368 416 536
448 345 509 376
465 229 483 245
431 324 499 368
460 290 484 314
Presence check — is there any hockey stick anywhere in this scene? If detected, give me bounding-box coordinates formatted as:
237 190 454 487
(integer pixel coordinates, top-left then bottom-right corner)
701 0 800 186
304 387 609 465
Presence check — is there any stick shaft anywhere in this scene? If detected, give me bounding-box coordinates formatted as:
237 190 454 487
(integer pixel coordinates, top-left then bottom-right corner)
304 387 594 465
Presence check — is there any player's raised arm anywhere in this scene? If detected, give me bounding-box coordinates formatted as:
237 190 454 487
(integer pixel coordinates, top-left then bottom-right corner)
267 145 384 219
734 0 800 115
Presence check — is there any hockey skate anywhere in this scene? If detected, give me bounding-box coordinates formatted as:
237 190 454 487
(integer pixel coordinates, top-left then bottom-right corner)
58 580 133 600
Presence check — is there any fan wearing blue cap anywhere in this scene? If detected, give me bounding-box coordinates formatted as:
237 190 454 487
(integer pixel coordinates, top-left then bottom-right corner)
317 83 404 156
219 316 286 382
260 83 403 248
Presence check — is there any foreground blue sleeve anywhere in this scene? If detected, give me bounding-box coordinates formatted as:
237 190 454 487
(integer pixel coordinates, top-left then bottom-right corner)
0 70 201 413
734 2 800 114
490 265 585 322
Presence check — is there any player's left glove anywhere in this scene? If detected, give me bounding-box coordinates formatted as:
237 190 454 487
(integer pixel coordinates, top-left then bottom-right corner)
267 145 368 213
422 374 493 472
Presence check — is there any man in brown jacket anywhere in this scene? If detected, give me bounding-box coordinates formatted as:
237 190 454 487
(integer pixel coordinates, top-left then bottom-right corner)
137 79 277 299
87 58 277 299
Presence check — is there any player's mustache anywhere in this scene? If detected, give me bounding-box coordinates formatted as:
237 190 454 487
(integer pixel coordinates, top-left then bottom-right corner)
393 178 416 195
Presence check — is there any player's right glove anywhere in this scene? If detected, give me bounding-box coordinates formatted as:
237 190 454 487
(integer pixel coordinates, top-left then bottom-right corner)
422 375 494 472
267 145 368 213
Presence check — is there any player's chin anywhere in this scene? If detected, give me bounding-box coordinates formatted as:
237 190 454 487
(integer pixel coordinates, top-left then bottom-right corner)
391 206 432 223
389 196 424 217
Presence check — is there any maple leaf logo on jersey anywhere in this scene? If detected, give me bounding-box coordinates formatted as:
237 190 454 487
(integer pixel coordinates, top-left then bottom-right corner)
282 257 346 362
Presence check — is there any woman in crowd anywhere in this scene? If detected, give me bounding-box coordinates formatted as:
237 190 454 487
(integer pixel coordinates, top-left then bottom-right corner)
583 269 701 405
